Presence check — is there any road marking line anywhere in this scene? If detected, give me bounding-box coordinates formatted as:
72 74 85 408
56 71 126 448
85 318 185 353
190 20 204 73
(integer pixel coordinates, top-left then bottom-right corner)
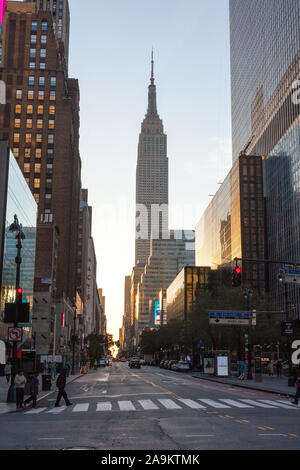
198 399 230 408
258 434 285 437
73 403 89 412
38 438 65 440
219 399 253 408
178 399 206 409
25 408 47 414
158 399 182 410
184 435 214 437
239 399 277 408
138 400 159 410
46 406 67 414
259 400 298 409
118 401 136 411
96 402 112 411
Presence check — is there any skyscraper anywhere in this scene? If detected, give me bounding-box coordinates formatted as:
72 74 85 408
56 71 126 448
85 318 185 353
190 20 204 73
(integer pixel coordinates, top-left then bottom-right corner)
230 0 300 312
135 52 168 265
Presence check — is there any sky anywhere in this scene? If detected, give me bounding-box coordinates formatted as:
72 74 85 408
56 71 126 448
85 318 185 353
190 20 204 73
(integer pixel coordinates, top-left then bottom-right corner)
66 0 232 339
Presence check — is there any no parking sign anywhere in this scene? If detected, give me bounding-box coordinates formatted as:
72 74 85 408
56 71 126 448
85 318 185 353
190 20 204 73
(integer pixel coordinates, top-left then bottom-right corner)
8 327 23 342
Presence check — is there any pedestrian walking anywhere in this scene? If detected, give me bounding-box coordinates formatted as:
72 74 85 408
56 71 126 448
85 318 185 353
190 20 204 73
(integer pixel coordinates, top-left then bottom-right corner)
54 367 72 407
4 361 12 383
15 370 27 410
276 360 282 377
24 371 39 408
292 369 300 406
50 362 56 379
239 361 246 380
267 361 274 376
65 363 70 377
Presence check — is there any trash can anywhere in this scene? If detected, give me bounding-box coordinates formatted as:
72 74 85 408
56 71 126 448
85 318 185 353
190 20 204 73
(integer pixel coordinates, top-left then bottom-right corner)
42 374 52 391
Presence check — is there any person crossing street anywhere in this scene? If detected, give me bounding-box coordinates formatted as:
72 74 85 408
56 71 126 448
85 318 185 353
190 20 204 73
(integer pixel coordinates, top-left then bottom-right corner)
24 371 39 408
54 367 72 407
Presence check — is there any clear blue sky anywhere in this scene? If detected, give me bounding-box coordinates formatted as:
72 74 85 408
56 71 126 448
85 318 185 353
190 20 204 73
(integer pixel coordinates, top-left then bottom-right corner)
67 0 232 339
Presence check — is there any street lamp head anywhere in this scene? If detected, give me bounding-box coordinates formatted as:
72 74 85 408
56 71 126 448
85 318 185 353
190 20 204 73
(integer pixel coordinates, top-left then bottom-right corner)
9 214 20 234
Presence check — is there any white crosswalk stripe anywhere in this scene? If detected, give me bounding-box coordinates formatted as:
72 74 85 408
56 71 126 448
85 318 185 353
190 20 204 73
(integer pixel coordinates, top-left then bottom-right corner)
158 399 182 409
259 400 299 409
25 407 47 414
219 399 253 408
239 399 277 408
178 399 206 409
73 403 89 412
46 406 67 414
96 402 112 411
138 400 159 410
118 401 136 411
198 399 231 408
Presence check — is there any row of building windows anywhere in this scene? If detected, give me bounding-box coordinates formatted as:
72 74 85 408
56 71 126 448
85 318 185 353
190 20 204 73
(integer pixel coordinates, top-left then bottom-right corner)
15 104 55 114
13 147 54 158
13 133 54 144
14 119 55 129
27 76 56 88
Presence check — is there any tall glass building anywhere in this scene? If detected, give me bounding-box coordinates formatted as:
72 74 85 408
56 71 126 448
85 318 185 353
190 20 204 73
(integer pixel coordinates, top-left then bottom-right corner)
230 0 300 314
0 142 37 343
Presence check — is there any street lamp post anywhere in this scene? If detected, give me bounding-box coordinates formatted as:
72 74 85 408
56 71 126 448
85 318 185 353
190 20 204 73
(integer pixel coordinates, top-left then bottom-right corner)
71 300 77 375
7 215 25 403
244 288 253 380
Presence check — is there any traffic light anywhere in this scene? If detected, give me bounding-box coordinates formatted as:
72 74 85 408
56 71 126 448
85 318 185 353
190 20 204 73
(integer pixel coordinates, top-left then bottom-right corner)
137 345 141 351
16 287 23 303
61 311 65 327
232 267 242 287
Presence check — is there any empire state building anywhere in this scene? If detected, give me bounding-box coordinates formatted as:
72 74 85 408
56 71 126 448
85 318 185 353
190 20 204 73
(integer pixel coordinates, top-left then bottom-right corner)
135 53 168 265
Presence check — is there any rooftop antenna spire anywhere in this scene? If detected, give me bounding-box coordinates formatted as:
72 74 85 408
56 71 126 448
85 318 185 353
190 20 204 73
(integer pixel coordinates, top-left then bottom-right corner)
151 48 154 85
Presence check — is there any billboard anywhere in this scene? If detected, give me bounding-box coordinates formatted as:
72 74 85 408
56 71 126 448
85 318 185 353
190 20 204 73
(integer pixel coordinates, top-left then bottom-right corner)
154 300 160 325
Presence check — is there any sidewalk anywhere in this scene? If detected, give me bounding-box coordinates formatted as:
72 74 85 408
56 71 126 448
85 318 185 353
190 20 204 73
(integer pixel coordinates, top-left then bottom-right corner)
192 371 296 397
0 371 84 414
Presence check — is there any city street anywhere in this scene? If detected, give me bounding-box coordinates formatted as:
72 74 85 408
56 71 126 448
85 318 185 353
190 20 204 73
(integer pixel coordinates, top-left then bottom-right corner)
0 363 299 450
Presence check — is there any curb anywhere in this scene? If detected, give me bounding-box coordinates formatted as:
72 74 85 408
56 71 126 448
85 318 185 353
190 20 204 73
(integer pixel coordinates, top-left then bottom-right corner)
191 374 295 397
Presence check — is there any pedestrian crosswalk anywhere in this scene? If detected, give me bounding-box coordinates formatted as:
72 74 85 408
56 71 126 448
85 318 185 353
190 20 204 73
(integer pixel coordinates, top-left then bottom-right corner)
22 397 300 415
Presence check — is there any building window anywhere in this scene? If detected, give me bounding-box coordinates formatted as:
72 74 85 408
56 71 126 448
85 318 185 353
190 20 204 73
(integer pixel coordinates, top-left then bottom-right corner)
13 133 20 143
50 77 56 87
29 62 36 69
24 163 30 173
34 163 41 173
41 35 47 45
39 77 45 86
14 119 21 128
41 20 48 31
49 120 55 129
25 133 32 144
31 21 38 31
50 91 56 101
37 119 43 129
34 194 39 203
37 105 44 114
15 104 21 114
28 90 34 100
13 148 19 158
38 91 44 100
27 105 33 114
24 148 31 158
49 105 55 115
28 76 35 86
40 63 46 70
35 149 42 159
16 90 22 99
30 48 36 58
36 133 42 143
34 178 40 188
45 194 52 199
26 119 33 129
40 48 46 58
48 134 54 144
31 35 37 44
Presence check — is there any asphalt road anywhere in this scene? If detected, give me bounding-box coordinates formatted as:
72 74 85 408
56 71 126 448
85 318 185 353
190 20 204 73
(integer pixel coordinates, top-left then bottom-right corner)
0 362 300 450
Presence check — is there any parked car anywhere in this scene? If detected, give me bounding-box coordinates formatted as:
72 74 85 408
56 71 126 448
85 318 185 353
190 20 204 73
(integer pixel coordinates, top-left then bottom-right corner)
140 359 145 365
129 359 141 369
164 360 171 369
159 360 165 368
150 359 158 366
176 361 190 372
171 361 179 371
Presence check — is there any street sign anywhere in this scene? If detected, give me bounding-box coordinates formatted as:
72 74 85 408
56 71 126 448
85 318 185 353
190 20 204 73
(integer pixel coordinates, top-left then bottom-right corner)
4 303 30 323
281 322 295 336
283 267 300 284
209 311 256 326
8 327 23 342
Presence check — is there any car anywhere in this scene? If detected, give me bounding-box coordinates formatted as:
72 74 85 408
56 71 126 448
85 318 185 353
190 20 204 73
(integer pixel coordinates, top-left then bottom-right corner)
168 360 177 370
140 359 145 365
150 359 158 366
176 361 190 372
164 360 171 369
171 361 179 371
159 360 165 368
129 359 141 369
98 359 106 367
